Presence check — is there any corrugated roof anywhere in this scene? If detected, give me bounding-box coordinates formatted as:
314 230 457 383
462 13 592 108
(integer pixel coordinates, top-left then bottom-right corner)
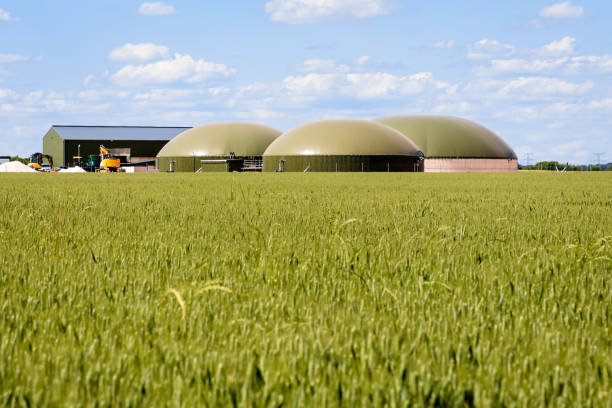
52 125 191 141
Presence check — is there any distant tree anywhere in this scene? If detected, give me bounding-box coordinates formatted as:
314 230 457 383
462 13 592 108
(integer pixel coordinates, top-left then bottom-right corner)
533 161 562 171
526 161 584 171
10 156 29 165
590 165 601 171
565 164 582 171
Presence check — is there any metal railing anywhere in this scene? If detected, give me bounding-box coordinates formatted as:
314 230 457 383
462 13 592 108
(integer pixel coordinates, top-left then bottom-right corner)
242 157 263 170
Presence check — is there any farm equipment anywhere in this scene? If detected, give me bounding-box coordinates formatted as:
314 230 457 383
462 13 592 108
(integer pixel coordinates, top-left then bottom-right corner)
83 155 100 172
99 145 121 172
72 144 83 167
28 153 54 171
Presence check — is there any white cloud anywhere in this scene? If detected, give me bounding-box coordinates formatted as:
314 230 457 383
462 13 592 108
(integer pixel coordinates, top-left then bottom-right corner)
0 88 19 101
489 58 569 73
78 90 130 102
111 54 236 85
441 76 606 124
280 71 446 100
234 82 271 99
138 2 176 16
468 39 515 60
0 89 116 116
540 1 583 19
282 73 337 95
233 109 282 121
0 8 11 21
550 141 585 159
432 40 455 49
109 43 170 62
0 54 29 63
541 37 576 56
265 0 392 23
499 77 593 96
297 58 349 72
473 38 612 75
568 55 612 72
481 52 612 75
587 98 612 112
208 87 230 96
23 90 43 105
228 82 280 109
83 74 95 86
433 102 472 114
344 72 446 99
460 78 505 94
277 57 451 100
132 88 229 101
344 72 399 98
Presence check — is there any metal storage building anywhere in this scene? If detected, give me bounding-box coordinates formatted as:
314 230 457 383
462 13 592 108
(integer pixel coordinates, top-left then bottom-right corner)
375 115 517 172
262 119 423 172
43 126 190 167
156 122 282 172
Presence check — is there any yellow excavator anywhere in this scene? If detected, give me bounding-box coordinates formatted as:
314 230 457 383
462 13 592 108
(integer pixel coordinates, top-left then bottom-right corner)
28 152 54 171
99 145 121 172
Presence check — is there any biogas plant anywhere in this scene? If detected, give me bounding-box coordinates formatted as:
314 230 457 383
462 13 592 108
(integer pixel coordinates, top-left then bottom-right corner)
159 116 517 173
37 115 518 173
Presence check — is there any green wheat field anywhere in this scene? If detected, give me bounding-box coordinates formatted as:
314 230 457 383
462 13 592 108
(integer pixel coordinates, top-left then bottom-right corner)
1 173 610 407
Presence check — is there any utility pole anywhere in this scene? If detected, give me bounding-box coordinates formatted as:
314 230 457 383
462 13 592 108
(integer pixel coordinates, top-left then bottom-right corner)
524 153 533 167
594 153 603 167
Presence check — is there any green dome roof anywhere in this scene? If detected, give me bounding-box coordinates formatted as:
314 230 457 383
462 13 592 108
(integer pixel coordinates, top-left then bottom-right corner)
157 122 282 157
263 119 422 157
375 115 517 159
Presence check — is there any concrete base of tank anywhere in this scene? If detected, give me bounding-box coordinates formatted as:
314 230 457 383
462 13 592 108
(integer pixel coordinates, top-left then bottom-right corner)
424 158 518 172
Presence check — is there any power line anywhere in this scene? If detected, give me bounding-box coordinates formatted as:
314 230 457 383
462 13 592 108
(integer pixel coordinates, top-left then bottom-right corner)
593 153 603 166
524 153 533 166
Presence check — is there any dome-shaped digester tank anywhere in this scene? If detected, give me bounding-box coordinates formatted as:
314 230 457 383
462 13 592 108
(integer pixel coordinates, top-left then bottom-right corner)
374 115 517 172
157 122 282 172
262 119 423 172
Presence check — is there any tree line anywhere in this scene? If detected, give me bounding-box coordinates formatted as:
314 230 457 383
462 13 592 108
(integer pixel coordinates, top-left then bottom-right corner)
519 161 612 171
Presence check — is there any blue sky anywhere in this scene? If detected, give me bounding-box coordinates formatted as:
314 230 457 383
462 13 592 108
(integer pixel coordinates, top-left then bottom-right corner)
0 0 610 164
